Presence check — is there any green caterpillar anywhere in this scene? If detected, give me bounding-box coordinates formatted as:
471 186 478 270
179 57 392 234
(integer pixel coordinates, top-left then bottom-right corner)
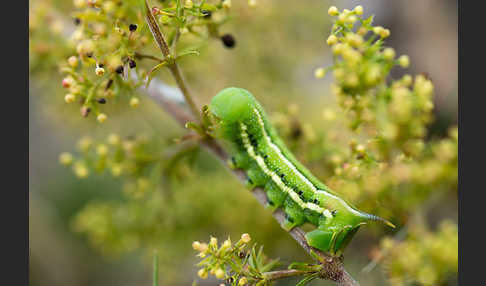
209 87 395 256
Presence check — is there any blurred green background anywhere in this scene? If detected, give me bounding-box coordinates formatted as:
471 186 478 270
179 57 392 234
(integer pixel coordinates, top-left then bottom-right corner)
29 0 457 285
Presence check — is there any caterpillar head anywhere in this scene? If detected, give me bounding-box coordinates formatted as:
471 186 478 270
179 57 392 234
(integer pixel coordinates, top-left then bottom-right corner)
209 87 257 124
305 210 395 256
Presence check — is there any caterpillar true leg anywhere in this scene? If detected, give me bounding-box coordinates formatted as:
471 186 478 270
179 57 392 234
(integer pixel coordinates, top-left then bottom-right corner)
265 180 287 211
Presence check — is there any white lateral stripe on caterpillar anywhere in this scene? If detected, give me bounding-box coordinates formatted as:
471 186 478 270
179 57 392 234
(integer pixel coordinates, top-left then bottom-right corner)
240 123 330 216
252 108 362 217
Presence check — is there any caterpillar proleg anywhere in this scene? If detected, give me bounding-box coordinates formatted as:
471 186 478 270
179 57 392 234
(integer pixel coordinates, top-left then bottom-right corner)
209 87 394 256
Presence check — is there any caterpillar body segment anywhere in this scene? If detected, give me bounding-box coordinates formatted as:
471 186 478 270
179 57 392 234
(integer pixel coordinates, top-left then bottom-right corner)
210 87 395 256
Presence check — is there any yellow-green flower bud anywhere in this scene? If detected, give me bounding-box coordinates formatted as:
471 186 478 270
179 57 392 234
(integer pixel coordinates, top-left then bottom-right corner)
346 15 358 24
222 238 232 249
68 56 78 68
328 6 339 16
130 97 139 107
95 66 105 76
76 39 95 56
357 27 368 36
345 33 363 47
222 0 231 9
373 26 384 36
210 236 218 247
59 152 73 165
185 0 193 9
383 48 395 60
62 76 74 88
356 144 365 154
73 0 87 8
64 93 75 103
322 108 336 121
198 268 208 279
326 34 338 46
96 144 108 156
342 49 362 65
78 137 92 151
333 68 345 80
241 233 251 243
380 28 390 38
314 68 326 79
107 134 120 145
97 113 107 123
215 268 225 279
102 1 116 12
332 43 345 55
192 241 201 251
198 243 208 253
402 74 412 86
354 5 363 15
111 164 122 176
398 55 410 68
73 162 89 178
238 277 248 285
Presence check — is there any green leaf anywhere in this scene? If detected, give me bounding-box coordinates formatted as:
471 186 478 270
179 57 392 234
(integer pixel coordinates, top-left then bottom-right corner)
362 15 374 28
296 273 319 286
153 250 159 286
309 249 325 263
176 49 200 60
260 258 280 272
288 262 313 271
146 61 169 88
185 121 205 136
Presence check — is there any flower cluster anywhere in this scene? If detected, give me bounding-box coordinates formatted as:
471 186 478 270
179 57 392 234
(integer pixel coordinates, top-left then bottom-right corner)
377 220 458 286
45 0 241 122
193 233 279 286
316 6 433 155
59 133 168 196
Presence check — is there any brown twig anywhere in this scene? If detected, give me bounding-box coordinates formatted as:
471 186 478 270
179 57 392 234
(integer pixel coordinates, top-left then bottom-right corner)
143 0 201 123
134 52 164 62
262 269 313 281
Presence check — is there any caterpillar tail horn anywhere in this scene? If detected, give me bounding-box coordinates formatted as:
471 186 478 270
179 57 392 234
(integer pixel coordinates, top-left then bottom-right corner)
365 214 396 228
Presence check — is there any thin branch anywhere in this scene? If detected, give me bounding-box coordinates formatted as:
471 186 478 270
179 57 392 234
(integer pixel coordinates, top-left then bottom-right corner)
262 269 313 281
143 0 201 122
134 52 164 62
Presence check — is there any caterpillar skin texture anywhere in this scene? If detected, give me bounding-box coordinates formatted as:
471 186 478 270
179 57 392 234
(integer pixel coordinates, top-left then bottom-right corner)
209 87 394 256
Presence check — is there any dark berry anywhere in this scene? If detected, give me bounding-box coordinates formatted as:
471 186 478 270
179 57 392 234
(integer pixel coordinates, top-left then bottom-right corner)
86 52 93 58
105 79 113 90
97 98 106 104
74 18 81 25
115 65 124 74
201 10 212 18
221 34 236 48
129 24 137 32
129 59 136 68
